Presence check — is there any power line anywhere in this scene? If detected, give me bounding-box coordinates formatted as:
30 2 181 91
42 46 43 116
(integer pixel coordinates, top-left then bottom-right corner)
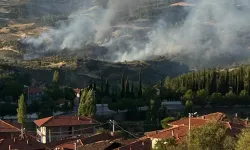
114 123 139 139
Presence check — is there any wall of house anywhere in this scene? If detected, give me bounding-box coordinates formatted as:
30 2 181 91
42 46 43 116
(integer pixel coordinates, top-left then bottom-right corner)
38 126 46 143
43 125 95 143
151 138 160 149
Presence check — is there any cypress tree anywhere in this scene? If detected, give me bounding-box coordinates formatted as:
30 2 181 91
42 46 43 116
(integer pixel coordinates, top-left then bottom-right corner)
138 71 143 98
247 69 250 94
225 69 229 93
101 78 104 93
93 80 96 91
17 94 27 128
105 79 109 96
121 73 125 98
52 70 59 84
202 69 206 89
86 90 96 118
131 81 134 98
125 78 130 98
78 89 87 116
89 80 93 90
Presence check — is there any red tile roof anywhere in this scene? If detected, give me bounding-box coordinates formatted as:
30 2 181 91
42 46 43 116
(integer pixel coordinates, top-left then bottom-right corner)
54 139 83 150
46 135 86 149
147 112 246 141
81 133 120 145
149 125 188 140
116 138 152 150
79 140 121 150
47 133 121 149
29 87 42 94
199 112 226 121
169 118 209 127
34 116 99 127
0 120 20 133
0 134 48 150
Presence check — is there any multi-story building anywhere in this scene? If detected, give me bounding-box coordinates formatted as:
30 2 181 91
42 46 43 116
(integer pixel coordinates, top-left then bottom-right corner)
34 116 99 144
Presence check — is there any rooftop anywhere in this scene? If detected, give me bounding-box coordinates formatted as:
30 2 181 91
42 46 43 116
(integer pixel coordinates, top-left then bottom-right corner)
29 87 42 94
115 138 151 150
0 119 20 133
48 133 123 150
0 134 47 150
149 125 188 140
34 116 99 127
146 112 246 141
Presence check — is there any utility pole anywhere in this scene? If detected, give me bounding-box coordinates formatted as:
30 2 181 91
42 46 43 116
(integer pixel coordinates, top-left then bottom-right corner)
188 112 197 144
110 120 115 136
49 129 51 143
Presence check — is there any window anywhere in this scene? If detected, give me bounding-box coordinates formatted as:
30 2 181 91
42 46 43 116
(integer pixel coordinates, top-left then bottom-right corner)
68 126 72 134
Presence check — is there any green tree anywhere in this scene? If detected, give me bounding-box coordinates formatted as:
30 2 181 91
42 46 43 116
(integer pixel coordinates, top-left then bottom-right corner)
138 71 143 98
195 89 208 107
85 90 96 118
225 91 237 106
125 78 130 98
17 94 27 128
236 128 250 150
52 70 59 84
154 138 187 150
189 122 236 150
78 90 96 117
210 93 223 107
131 81 134 98
239 90 249 106
78 89 88 116
105 79 109 96
161 117 174 129
38 94 55 118
121 74 125 98
148 99 161 122
183 90 194 102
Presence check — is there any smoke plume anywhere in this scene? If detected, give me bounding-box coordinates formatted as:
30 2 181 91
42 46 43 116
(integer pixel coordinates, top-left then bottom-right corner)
23 0 250 68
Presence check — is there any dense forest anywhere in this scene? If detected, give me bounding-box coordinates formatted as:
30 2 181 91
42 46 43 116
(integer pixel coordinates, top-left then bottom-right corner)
164 66 250 107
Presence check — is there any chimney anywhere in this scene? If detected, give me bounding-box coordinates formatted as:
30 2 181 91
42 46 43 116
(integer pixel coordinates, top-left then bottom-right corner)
171 130 174 137
26 140 29 145
74 142 77 150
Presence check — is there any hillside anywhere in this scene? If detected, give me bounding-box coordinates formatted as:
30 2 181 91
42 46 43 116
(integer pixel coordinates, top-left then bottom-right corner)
0 56 188 87
1 0 250 71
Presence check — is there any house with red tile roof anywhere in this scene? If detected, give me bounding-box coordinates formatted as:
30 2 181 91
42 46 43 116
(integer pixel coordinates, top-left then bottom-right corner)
144 112 247 149
25 87 43 105
34 116 99 144
114 138 152 150
0 119 21 138
0 133 49 150
49 133 129 150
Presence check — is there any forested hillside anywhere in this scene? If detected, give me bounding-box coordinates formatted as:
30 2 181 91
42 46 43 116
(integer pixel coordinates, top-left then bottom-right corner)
164 66 250 107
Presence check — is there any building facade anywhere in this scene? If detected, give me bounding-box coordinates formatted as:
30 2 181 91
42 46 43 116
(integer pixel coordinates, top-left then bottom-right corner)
34 116 99 143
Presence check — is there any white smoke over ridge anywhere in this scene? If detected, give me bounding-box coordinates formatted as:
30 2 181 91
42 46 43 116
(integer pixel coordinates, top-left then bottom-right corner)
23 0 250 67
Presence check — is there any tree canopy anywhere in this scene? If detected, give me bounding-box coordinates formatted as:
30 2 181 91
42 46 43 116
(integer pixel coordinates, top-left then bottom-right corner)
17 94 27 128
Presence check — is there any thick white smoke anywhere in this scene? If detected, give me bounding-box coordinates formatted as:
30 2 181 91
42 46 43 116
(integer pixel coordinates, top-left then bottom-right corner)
23 0 250 68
